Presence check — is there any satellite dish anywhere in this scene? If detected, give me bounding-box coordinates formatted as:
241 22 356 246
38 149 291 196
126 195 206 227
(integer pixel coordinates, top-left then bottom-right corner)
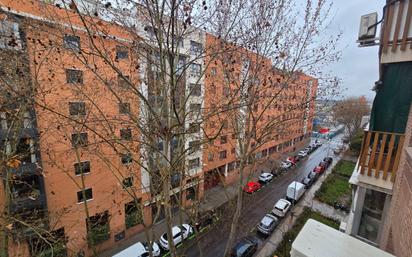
357 12 378 46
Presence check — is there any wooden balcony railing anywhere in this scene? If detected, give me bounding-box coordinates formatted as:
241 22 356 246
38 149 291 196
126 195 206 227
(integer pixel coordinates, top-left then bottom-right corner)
358 130 405 182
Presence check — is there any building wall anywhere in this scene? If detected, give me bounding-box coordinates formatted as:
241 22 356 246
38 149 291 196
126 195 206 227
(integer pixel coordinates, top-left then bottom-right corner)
381 105 412 257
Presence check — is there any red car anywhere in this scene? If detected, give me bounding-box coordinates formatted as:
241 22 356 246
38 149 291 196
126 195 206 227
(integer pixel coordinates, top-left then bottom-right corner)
287 157 298 165
313 165 325 175
243 181 262 194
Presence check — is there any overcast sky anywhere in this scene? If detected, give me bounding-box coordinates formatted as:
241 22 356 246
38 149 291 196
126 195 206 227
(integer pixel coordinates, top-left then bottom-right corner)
325 0 383 100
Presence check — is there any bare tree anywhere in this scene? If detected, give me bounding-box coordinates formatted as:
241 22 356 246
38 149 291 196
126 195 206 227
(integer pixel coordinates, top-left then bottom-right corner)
332 96 370 143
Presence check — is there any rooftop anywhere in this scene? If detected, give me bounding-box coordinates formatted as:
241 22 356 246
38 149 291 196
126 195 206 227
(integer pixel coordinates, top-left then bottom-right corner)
291 219 395 257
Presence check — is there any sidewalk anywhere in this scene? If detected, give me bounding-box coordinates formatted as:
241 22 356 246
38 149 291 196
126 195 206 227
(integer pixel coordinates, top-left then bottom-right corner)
255 154 349 257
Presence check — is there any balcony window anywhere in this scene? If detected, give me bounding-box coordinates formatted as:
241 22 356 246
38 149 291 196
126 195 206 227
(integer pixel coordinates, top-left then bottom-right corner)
208 153 214 161
77 188 93 203
28 228 67 257
189 83 202 96
220 135 227 144
118 75 130 88
189 140 200 153
69 102 86 116
171 173 181 188
188 123 200 133
120 128 132 141
186 187 196 200
63 35 80 51
17 138 33 163
116 45 128 59
219 150 227 160
74 161 90 176
125 200 143 229
66 69 83 84
122 177 133 188
121 152 132 164
119 102 130 115
190 40 203 55
71 133 88 147
188 158 200 170
190 63 201 77
190 103 201 116
0 20 21 50
86 211 110 245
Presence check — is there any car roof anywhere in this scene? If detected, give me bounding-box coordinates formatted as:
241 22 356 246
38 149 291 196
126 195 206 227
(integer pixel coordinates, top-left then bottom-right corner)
261 214 277 226
260 172 271 176
112 242 146 257
275 199 290 209
247 181 258 186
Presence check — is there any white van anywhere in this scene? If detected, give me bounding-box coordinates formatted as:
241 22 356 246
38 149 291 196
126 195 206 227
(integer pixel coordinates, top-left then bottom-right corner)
286 181 306 202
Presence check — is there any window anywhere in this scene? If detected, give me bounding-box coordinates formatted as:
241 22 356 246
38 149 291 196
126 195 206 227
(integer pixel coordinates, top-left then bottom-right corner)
189 140 200 153
64 35 80 51
188 123 200 133
120 128 132 140
27 228 67 257
188 158 200 169
231 133 236 139
219 150 227 160
0 20 21 50
190 103 201 114
208 153 214 161
190 40 203 55
186 187 196 200
190 63 201 76
210 67 217 76
227 161 235 172
118 75 130 88
66 69 83 84
74 161 90 176
119 102 130 115
189 83 201 96
116 45 128 59
77 188 93 203
69 102 86 116
231 148 236 154
220 136 227 144
86 211 110 245
122 177 133 188
121 152 132 164
125 200 143 229
222 120 228 129
71 132 88 147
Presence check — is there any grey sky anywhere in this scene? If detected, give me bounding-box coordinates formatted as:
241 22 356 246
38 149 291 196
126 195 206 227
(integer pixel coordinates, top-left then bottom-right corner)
326 0 383 100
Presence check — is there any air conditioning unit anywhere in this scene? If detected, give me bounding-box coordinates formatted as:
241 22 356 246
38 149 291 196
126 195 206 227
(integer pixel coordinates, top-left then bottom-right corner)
357 12 379 47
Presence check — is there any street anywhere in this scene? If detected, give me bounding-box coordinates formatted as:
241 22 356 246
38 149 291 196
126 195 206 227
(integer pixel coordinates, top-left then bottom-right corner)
180 138 341 257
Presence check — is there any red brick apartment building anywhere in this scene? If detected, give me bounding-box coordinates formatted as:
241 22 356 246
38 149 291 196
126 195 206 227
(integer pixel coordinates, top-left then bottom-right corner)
0 1 317 256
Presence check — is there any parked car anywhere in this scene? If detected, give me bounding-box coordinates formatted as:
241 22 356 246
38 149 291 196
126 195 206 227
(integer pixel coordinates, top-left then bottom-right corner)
319 161 329 169
231 236 258 257
257 214 279 236
307 171 319 180
280 161 292 170
272 199 292 218
287 157 298 165
297 150 308 158
313 165 325 175
286 181 306 202
301 176 315 188
305 146 313 154
158 224 193 250
243 181 262 194
259 172 274 183
323 157 333 165
113 241 161 257
315 140 323 147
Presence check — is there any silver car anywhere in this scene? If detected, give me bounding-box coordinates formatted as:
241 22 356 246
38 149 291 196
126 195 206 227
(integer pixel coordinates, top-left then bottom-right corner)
257 214 279 235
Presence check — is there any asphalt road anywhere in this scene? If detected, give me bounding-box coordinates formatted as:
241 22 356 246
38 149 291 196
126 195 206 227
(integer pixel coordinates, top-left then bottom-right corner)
180 138 341 257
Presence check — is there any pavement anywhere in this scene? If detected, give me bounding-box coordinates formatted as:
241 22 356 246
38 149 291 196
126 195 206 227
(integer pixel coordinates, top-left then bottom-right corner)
103 137 345 257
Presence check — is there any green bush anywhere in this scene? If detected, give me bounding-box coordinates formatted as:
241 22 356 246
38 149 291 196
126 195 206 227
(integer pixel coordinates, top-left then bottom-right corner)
333 160 356 178
273 208 339 257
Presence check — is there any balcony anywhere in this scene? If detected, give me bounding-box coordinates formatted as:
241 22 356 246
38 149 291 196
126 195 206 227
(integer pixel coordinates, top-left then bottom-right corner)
357 130 405 182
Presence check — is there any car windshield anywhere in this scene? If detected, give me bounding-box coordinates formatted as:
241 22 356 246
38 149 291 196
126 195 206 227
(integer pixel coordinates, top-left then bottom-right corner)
236 243 251 256
142 242 154 251
275 206 284 211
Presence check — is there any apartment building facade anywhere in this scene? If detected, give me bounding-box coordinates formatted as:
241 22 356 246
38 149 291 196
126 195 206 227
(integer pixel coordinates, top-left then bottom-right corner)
346 1 412 256
0 1 317 256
